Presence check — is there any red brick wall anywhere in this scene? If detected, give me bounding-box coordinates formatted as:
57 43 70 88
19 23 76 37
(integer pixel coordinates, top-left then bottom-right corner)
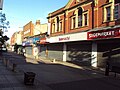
48 0 119 37
23 21 34 38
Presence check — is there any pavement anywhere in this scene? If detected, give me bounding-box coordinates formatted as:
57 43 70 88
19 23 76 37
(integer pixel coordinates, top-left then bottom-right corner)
0 51 120 90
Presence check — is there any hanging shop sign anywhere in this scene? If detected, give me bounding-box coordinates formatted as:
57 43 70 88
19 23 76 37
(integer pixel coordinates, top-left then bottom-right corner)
22 37 40 46
33 37 40 44
22 38 33 46
87 28 120 40
40 38 49 44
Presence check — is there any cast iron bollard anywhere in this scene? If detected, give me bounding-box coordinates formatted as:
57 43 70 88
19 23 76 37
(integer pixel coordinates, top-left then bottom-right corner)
24 72 36 85
12 64 17 72
105 61 109 76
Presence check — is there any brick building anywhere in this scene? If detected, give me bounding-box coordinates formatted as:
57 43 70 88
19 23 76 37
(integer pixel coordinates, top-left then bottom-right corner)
22 20 49 58
46 0 120 67
10 31 23 51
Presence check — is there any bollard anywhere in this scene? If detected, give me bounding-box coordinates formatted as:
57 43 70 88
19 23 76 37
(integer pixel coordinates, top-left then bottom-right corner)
5 59 8 67
53 59 56 63
105 62 109 76
12 64 17 72
3 58 6 65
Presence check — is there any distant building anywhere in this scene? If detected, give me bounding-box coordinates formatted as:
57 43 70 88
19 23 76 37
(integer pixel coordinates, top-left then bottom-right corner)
22 20 49 58
10 30 23 51
23 21 34 39
33 20 48 36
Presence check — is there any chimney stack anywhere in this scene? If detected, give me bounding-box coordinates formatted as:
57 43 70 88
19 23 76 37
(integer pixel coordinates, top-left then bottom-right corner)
36 20 40 25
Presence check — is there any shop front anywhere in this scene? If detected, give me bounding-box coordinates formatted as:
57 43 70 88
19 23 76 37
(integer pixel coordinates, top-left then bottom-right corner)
47 32 92 65
87 26 120 67
38 38 49 58
22 37 40 58
46 26 120 67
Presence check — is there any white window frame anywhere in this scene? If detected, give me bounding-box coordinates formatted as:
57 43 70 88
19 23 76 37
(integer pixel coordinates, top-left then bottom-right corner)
59 20 63 32
82 11 88 26
52 23 55 33
114 4 120 20
103 4 113 22
71 15 76 29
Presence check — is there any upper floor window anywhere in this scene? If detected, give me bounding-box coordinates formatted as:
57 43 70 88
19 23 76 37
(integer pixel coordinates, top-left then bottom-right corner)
114 0 120 20
78 8 83 27
59 20 63 31
106 6 111 21
103 5 112 22
114 4 119 19
70 13 76 29
52 23 55 33
73 17 76 29
84 13 88 26
56 17 59 32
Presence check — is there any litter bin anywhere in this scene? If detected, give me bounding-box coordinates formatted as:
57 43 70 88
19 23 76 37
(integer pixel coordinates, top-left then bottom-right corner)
24 72 36 85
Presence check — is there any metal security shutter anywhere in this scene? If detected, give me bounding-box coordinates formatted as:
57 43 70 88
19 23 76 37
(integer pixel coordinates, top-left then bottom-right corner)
66 41 92 66
39 45 46 58
25 46 33 55
97 39 120 67
48 43 63 61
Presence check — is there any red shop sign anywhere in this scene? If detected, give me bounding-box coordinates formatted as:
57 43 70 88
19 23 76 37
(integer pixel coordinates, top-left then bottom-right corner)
87 28 120 40
40 38 49 44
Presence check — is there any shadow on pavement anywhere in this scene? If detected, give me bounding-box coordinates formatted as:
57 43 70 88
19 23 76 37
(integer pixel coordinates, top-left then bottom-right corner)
0 51 120 90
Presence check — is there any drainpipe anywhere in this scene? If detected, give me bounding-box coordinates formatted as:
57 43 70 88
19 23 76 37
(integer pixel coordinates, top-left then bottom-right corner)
64 11 66 34
92 1 95 29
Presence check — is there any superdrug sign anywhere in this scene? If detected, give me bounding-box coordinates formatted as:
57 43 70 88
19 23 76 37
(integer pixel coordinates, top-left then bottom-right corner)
87 28 120 40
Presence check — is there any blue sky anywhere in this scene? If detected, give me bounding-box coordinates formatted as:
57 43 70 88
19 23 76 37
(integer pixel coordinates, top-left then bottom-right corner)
2 0 69 38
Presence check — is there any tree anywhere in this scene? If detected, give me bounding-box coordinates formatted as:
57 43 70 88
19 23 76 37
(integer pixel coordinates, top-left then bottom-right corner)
0 12 10 45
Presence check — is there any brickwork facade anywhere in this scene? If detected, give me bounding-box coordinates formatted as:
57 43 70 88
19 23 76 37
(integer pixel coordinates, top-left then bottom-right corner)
48 0 120 36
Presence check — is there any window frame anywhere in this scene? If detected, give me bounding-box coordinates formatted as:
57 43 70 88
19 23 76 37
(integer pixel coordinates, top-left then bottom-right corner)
52 22 55 33
59 20 63 32
70 15 76 29
78 8 83 27
103 4 113 22
106 6 111 21
82 11 88 26
56 17 59 32
114 4 119 20
83 13 88 26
